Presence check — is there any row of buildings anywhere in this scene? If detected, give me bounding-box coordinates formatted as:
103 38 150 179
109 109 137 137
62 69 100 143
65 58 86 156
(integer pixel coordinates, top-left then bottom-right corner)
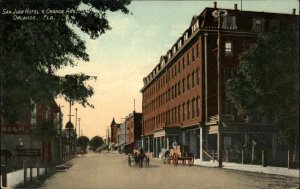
110 2 298 165
109 111 142 153
1 99 76 171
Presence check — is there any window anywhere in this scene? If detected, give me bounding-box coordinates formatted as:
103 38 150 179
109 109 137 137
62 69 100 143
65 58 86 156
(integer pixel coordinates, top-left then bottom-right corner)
184 32 189 41
187 75 190 90
223 16 237 29
225 42 233 56
175 85 177 98
178 105 181 122
175 65 177 76
196 69 200 85
187 52 190 65
192 48 195 62
178 82 180 96
172 108 174 123
196 97 200 117
31 101 37 124
178 61 181 73
253 18 263 31
192 20 199 32
192 98 195 118
182 103 185 120
172 67 174 79
187 101 190 119
182 78 185 93
192 72 195 88
182 57 185 69
196 43 199 58
172 86 174 99
178 40 182 49
174 107 177 123
161 59 165 67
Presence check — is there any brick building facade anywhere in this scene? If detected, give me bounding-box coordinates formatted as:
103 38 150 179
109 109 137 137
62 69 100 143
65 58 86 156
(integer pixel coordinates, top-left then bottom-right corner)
141 2 298 161
125 111 142 153
110 118 119 146
1 100 64 170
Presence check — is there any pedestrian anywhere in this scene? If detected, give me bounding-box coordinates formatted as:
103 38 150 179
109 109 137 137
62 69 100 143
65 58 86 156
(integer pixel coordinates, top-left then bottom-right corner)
139 148 145 167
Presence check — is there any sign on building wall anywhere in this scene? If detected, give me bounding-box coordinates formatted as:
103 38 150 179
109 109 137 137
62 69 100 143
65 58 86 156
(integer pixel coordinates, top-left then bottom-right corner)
0 125 31 134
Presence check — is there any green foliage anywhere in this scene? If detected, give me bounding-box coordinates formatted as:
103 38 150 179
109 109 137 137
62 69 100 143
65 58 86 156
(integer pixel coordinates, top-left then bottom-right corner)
60 74 96 108
226 25 299 146
89 136 104 150
0 0 131 123
77 135 89 150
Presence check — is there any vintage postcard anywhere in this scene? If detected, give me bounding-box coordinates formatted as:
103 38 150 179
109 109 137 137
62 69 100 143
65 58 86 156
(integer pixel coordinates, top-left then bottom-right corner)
1 0 299 188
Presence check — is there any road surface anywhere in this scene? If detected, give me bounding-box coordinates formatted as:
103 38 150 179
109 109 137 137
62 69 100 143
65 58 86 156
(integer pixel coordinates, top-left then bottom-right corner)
40 151 299 189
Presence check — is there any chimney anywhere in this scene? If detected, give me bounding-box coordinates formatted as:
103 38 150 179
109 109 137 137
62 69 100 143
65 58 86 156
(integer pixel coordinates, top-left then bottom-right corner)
234 4 238 10
214 2 217 9
292 9 296 15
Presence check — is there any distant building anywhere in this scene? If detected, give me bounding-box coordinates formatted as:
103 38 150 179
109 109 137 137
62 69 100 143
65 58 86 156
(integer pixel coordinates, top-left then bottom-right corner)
110 118 120 149
140 2 298 162
117 122 126 151
125 111 142 153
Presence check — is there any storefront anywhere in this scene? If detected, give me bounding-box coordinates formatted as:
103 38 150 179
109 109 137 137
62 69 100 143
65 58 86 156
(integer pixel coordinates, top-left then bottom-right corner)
153 127 181 158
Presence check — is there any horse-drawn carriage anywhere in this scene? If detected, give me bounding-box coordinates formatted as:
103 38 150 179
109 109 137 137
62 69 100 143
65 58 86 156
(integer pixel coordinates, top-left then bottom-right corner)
165 145 194 166
128 149 150 167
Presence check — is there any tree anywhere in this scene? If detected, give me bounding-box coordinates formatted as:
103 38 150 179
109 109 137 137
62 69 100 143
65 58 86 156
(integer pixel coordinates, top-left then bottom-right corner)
226 25 299 150
90 136 104 150
77 136 89 150
0 0 131 123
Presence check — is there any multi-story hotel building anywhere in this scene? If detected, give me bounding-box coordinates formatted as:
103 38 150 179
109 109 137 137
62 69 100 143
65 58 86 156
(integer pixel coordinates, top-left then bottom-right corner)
141 2 298 161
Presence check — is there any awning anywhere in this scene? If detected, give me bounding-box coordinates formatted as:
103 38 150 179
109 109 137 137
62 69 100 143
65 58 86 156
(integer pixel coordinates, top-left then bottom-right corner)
153 127 181 138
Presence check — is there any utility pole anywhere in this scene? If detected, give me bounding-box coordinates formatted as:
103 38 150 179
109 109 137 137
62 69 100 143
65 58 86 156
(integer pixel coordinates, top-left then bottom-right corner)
78 118 81 138
212 9 227 168
75 108 78 137
75 108 78 152
67 100 74 157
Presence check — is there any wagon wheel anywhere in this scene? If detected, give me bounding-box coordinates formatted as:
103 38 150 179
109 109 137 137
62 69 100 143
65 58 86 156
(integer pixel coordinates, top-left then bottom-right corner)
190 157 194 166
173 154 178 166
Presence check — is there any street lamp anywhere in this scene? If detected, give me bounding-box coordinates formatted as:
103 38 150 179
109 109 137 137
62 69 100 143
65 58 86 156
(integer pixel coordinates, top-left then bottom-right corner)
212 9 227 168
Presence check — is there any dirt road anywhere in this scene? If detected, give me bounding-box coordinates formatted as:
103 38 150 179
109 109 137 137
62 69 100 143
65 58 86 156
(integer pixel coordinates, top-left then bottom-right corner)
40 151 299 189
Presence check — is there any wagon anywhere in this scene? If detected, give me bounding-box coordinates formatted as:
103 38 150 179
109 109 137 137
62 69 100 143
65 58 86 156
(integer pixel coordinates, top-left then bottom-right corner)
128 150 150 167
166 145 194 166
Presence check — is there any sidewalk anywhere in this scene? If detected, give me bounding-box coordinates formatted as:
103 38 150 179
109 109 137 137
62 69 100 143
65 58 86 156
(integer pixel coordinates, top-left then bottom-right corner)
193 159 299 178
1 168 45 189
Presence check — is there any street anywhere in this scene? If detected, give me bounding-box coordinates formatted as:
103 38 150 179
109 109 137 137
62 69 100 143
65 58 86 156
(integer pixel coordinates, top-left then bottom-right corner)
40 151 299 189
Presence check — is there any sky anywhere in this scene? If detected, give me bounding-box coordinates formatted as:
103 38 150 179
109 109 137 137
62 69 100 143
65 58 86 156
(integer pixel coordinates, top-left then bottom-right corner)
56 0 299 139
